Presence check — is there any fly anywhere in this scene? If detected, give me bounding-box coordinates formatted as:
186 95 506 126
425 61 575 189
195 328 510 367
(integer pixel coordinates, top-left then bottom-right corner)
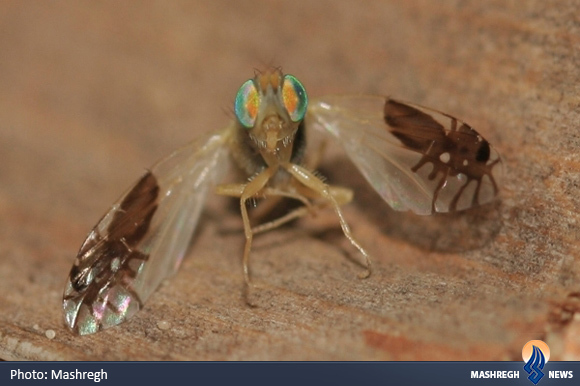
63 68 502 335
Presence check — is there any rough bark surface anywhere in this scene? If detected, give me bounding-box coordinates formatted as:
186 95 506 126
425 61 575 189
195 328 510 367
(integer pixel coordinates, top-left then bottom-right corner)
1 1 579 360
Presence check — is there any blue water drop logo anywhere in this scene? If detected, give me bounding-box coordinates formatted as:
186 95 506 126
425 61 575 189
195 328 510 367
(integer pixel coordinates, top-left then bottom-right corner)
523 345 546 384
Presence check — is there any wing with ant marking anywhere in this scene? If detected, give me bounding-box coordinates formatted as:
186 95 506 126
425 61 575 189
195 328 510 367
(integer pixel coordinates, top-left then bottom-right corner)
308 96 501 215
63 129 230 335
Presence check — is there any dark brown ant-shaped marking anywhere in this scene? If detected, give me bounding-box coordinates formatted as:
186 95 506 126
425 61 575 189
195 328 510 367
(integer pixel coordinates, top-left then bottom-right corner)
65 172 159 332
384 99 500 213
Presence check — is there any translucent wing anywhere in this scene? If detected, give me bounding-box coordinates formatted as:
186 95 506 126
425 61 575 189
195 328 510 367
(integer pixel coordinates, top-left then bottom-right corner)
308 96 501 214
63 129 231 335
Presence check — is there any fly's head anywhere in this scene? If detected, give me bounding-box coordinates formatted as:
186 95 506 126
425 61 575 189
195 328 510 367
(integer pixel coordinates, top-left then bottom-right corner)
234 69 308 157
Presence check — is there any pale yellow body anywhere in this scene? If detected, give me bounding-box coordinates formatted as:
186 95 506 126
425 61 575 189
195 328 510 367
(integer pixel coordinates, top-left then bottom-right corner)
215 69 371 291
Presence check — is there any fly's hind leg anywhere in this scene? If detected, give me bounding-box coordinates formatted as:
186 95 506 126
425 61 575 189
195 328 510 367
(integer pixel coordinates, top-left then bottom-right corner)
251 186 352 234
283 162 372 279
217 183 317 235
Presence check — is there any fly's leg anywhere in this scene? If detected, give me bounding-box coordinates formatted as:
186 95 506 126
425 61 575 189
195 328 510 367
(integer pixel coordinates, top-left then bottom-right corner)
294 183 353 206
216 184 316 232
215 164 370 291
216 185 313 210
216 167 275 289
251 185 352 235
283 162 372 279
253 184 353 234
217 179 319 287
251 206 310 234
260 187 313 209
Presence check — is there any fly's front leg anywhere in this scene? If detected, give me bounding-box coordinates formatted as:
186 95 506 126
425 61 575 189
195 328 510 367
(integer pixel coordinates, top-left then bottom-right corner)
216 167 275 289
283 162 372 279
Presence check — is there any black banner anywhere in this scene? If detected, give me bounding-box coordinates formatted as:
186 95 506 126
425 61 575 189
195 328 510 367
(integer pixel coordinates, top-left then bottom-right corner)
2 361 578 386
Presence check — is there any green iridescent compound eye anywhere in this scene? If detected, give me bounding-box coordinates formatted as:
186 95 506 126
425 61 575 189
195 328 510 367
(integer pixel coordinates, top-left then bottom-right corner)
234 79 260 128
282 74 308 122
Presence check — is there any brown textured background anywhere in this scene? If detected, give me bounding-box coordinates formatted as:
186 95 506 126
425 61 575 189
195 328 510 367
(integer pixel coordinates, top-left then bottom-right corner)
1 1 579 360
